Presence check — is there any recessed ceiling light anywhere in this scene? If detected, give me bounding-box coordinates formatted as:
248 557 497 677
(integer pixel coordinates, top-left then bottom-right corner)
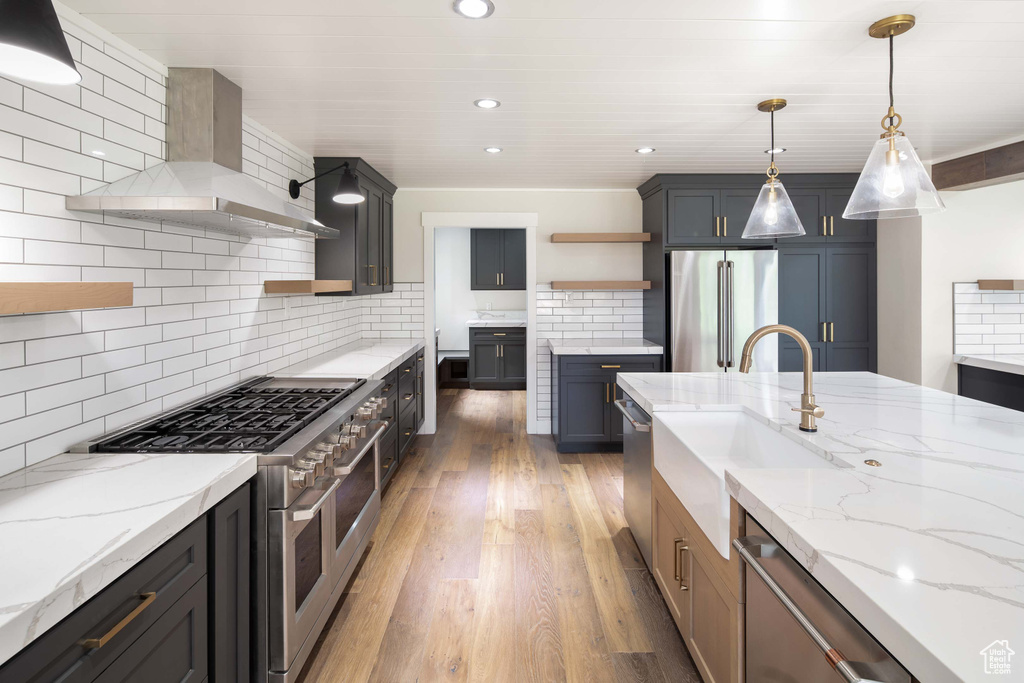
91 150 106 156
635 147 655 154
763 147 786 154
474 98 500 109
485 147 502 154
453 0 495 19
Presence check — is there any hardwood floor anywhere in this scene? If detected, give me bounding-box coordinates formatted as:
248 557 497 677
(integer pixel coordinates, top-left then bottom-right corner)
298 389 701 683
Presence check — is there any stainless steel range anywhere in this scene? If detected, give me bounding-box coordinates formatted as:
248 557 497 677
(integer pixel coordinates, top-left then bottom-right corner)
73 375 389 683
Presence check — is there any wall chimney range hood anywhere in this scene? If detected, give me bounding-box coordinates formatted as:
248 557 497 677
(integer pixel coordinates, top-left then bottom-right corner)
66 69 338 240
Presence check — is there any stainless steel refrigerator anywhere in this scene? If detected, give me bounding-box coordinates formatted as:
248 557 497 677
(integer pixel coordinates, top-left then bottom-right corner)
670 249 779 372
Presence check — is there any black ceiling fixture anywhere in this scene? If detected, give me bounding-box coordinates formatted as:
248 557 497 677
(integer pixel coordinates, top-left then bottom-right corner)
289 162 365 205
0 0 82 85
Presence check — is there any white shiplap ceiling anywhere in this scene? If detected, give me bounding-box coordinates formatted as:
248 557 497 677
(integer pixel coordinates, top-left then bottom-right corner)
61 0 1024 188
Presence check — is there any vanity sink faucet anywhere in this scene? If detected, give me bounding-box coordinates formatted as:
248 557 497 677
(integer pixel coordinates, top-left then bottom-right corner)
739 324 824 433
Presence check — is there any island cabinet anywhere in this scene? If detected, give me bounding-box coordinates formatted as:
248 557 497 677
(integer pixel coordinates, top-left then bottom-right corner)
381 356 425 489
0 481 251 683
314 157 397 296
652 469 744 683
469 327 527 389
470 229 526 290
553 354 663 452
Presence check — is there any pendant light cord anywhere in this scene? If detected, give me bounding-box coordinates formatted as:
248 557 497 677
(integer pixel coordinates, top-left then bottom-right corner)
770 109 775 165
888 33 895 124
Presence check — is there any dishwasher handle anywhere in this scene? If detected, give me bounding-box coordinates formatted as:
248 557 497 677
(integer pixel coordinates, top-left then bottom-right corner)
733 537 886 683
614 399 651 433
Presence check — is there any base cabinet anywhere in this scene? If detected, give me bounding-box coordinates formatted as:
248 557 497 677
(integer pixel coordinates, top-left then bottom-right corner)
0 481 251 683
469 327 527 389
652 470 743 683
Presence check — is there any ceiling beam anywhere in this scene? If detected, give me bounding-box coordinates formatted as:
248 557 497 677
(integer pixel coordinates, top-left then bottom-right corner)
932 140 1024 191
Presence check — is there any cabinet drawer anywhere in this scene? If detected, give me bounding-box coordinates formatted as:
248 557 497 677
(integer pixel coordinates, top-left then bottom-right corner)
470 327 525 342
94 577 208 683
398 417 417 455
380 369 398 399
560 356 662 377
0 519 207 683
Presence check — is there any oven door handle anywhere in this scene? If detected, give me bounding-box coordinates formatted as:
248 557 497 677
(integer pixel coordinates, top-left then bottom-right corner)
333 422 388 475
289 477 341 523
733 537 886 683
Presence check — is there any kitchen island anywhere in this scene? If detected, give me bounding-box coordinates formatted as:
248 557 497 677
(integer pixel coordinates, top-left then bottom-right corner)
617 370 1024 683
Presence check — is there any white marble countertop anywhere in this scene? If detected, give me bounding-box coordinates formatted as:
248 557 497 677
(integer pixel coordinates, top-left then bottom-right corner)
466 319 527 328
955 353 1024 377
617 371 1024 683
0 451 256 666
547 338 663 356
275 339 426 380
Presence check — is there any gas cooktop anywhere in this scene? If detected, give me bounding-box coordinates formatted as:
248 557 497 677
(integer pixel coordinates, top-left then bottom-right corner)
93 377 365 454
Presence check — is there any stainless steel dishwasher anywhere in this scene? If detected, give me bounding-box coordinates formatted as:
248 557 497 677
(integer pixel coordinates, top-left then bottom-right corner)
615 394 653 570
735 516 914 683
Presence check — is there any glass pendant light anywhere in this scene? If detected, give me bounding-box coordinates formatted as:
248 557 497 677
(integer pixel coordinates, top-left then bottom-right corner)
743 99 805 239
844 15 944 220
0 0 82 85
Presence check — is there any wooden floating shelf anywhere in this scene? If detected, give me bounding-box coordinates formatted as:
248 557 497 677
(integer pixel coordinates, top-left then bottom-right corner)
978 279 1024 291
264 280 353 295
551 232 651 243
551 281 652 291
0 282 133 315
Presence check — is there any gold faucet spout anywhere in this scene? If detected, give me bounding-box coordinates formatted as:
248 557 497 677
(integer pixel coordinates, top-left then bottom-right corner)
739 324 824 432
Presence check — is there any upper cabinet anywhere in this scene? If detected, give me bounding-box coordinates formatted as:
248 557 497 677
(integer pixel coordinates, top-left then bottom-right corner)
641 175 875 248
314 158 397 295
470 229 526 290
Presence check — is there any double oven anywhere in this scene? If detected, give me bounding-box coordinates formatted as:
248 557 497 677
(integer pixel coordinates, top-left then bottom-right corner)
262 380 390 683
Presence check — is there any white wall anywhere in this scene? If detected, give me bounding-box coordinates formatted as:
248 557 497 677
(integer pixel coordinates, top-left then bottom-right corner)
434 227 525 350
395 189 642 283
919 180 1024 392
877 216 923 384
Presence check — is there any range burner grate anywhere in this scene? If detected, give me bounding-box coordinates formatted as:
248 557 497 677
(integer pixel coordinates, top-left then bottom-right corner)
96 379 360 453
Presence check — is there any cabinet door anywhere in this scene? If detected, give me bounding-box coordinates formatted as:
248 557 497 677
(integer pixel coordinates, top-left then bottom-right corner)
471 342 501 381
778 248 828 372
686 545 742 683
825 247 876 372
381 194 394 292
652 494 690 637
364 184 384 294
560 377 609 443
826 189 876 243
719 188 759 245
500 229 527 290
471 229 502 290
210 483 250 683
784 189 827 244
500 341 527 381
667 189 720 245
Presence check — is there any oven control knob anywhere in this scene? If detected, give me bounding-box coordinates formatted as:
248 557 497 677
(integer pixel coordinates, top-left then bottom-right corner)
373 396 388 410
358 404 379 420
334 435 357 454
342 423 367 438
289 466 315 489
299 458 325 479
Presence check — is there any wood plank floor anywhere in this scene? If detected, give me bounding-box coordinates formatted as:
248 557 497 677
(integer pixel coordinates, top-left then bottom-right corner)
299 389 701 683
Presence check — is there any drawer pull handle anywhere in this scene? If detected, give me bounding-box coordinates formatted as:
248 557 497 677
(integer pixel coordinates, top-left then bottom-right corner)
601 364 621 369
493 333 507 336
417 356 424 361
80 592 157 650
404 368 411 373
404 394 414 401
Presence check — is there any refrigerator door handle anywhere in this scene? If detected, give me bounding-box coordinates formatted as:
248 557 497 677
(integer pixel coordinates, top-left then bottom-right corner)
726 260 736 367
717 261 726 368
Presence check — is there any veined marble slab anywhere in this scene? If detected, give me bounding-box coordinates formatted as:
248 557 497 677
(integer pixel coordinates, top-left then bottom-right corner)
547 338 663 355
955 353 1024 377
0 451 256 666
466 319 527 328
275 339 426 380
617 370 1024 683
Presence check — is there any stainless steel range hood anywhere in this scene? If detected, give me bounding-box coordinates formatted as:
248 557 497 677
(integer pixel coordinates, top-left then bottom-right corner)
66 69 337 240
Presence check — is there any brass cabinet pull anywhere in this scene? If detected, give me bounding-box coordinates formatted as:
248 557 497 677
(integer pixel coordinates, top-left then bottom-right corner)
723 216 727 237
715 216 720 237
601 364 621 369
673 539 690 583
417 356 424 362
496 273 500 286
822 322 827 342
493 333 506 336
80 592 157 650
830 216 835 236
821 216 827 236
369 264 378 286
404 368 411 373
830 322 835 343
404 394 414 401
496 346 499 359
500 272 504 286
678 543 690 591
384 266 389 285
605 383 609 403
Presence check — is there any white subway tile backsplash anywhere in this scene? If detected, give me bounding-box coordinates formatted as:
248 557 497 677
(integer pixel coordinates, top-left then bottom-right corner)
954 286 1024 355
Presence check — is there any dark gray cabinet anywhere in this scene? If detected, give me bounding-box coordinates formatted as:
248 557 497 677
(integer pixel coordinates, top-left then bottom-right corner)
0 482 251 683
471 229 526 290
553 355 663 452
667 189 720 245
314 157 397 296
826 188 876 243
720 188 760 245
778 246 875 372
469 327 527 388
959 364 1024 413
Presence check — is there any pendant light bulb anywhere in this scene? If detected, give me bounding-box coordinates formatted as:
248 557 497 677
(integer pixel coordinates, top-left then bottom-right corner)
845 15 945 220
742 99 805 240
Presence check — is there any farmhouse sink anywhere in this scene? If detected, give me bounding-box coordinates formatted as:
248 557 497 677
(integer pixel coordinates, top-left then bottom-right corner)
653 411 844 559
